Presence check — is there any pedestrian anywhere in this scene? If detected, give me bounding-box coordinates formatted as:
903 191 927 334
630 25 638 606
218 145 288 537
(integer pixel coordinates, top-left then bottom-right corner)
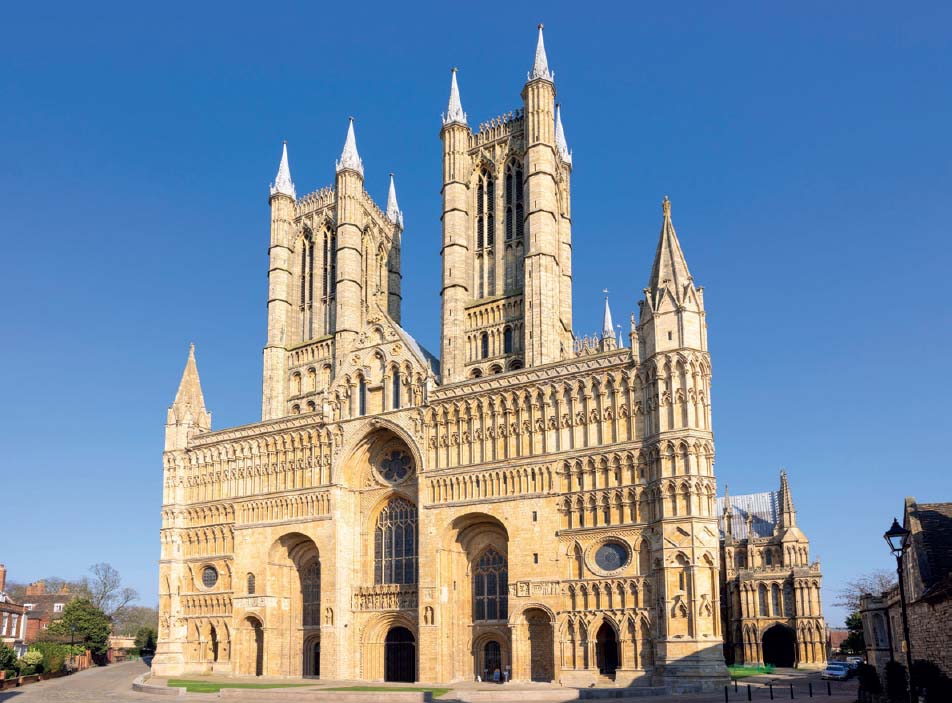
493 667 501 683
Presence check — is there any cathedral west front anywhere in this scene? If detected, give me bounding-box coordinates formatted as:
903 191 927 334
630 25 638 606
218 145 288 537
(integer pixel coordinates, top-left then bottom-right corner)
154 27 733 691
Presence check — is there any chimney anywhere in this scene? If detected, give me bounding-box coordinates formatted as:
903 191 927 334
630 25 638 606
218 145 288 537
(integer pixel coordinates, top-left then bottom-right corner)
0 564 5 592
26 580 45 596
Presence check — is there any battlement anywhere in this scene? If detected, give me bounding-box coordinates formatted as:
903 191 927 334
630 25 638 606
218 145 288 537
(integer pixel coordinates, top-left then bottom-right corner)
295 186 335 215
471 109 524 148
359 189 393 231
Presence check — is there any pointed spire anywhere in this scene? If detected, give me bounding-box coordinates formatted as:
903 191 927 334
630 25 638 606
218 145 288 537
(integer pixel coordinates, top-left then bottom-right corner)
779 468 798 528
269 141 296 199
336 117 364 176
442 68 467 126
386 173 404 228
602 290 615 339
555 104 572 165
171 343 211 430
647 196 693 294
528 24 554 82
723 483 732 514
617 327 624 348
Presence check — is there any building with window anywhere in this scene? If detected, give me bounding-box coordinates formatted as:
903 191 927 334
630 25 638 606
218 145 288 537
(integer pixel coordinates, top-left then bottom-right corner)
154 28 727 691
717 473 826 669
19 580 75 643
0 565 28 655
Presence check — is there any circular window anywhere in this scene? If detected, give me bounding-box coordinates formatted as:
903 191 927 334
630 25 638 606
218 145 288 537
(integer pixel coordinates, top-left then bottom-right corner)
379 450 413 484
594 542 629 573
201 566 218 588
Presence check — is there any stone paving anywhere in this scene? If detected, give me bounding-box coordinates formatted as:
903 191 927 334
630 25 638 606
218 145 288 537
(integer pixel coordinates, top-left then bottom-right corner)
0 662 858 703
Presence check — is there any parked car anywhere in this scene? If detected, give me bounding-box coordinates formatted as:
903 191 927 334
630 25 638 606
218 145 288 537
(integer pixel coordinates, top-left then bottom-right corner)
821 663 851 680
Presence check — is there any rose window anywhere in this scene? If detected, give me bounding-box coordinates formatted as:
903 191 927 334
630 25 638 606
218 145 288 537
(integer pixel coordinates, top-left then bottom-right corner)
380 450 413 483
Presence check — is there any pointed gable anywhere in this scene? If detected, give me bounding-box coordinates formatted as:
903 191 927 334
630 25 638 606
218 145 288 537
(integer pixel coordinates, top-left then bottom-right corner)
170 344 211 429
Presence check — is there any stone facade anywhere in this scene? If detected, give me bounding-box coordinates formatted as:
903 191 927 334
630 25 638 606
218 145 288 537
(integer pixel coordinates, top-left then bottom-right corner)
717 474 826 669
860 498 952 681
153 28 728 691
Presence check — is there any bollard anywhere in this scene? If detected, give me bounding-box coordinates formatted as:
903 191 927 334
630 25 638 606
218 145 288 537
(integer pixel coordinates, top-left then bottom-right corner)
770 682 774 700
809 682 813 698
748 683 752 701
735 678 739 692
725 685 729 703
827 681 831 697
790 683 795 699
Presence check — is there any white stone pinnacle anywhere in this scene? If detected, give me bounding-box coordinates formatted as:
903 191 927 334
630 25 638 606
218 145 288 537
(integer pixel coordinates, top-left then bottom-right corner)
386 173 404 228
336 117 364 176
528 24 554 82
602 291 615 340
269 141 296 199
442 68 467 126
555 104 572 165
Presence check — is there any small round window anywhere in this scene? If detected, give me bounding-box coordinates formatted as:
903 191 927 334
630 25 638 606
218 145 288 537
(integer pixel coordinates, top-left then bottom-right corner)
202 566 218 588
379 450 413 484
594 542 629 573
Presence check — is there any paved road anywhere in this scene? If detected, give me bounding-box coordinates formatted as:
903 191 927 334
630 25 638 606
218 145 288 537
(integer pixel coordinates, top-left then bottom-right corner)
0 660 155 703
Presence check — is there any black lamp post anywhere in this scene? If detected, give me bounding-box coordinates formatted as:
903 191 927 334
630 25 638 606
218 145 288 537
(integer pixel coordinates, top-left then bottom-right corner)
884 518 916 703
69 624 77 672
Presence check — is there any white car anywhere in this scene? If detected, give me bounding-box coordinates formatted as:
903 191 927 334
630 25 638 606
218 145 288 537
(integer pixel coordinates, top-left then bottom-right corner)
821 663 851 680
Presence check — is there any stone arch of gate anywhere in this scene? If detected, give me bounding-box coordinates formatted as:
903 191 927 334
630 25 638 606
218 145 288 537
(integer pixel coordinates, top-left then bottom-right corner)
509 603 557 682
472 627 510 680
236 615 264 677
360 612 418 681
267 532 322 677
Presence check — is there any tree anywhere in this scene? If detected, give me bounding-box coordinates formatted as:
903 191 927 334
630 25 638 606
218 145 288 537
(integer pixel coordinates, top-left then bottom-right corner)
47 598 111 657
841 611 866 654
0 643 18 676
81 563 138 620
134 627 157 654
112 605 159 636
834 569 896 613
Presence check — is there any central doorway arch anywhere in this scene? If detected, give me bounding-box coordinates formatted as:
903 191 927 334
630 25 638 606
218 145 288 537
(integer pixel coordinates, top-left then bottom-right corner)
303 636 320 678
483 640 501 680
595 622 619 676
384 626 416 682
762 624 796 668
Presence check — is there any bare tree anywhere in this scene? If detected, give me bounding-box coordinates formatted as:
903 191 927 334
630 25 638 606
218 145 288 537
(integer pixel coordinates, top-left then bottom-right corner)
82 563 139 619
834 569 896 613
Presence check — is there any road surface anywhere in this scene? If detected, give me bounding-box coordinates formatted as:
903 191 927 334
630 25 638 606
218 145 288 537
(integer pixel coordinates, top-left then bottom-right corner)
0 660 153 702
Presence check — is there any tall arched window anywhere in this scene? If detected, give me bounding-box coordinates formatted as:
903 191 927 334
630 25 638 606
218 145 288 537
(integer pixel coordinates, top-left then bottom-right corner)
503 326 513 354
247 573 256 595
358 377 367 416
771 583 782 616
475 169 495 298
392 370 401 409
758 585 768 617
473 548 508 621
481 333 489 359
374 497 418 585
301 557 321 627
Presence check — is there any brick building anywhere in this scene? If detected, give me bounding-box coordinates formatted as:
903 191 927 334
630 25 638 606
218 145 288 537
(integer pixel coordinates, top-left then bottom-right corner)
20 581 75 643
0 565 28 655
860 498 952 680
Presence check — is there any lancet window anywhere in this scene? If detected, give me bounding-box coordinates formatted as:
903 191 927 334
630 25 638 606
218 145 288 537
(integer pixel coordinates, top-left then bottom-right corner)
475 169 496 298
301 557 321 627
473 548 508 621
374 497 418 585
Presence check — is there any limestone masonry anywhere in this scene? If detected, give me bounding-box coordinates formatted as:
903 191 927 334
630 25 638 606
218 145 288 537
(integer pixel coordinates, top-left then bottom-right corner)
154 28 821 690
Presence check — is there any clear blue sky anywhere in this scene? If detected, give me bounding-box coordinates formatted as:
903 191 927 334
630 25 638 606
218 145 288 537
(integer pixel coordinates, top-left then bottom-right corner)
1 2 949 630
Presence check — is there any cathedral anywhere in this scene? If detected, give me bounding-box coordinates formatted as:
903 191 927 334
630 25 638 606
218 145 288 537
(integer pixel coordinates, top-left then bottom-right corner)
154 28 730 691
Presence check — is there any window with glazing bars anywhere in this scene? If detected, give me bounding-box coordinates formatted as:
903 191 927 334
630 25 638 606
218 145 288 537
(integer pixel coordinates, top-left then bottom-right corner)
374 498 418 584
301 557 321 626
473 548 508 621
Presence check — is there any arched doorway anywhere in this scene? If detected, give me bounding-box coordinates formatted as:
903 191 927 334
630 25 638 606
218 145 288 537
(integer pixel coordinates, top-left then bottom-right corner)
482 640 501 680
525 608 554 682
209 624 219 663
762 624 796 668
241 617 264 677
595 622 619 676
303 636 320 678
384 626 415 682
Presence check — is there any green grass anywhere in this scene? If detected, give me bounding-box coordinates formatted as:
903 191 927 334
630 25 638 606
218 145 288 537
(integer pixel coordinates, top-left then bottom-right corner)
167 679 314 693
728 664 776 679
326 686 451 698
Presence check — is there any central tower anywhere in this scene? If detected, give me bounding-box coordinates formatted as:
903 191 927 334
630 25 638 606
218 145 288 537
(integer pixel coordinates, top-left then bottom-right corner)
439 26 574 383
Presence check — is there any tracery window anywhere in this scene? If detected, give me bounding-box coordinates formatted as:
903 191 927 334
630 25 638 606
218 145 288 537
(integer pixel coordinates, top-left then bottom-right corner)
504 162 524 241
758 585 768 617
374 497 418 585
473 548 508 621
301 557 321 627
475 169 496 297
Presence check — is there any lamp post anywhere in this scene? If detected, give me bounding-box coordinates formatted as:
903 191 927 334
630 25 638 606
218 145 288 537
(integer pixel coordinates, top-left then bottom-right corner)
884 518 916 703
69 624 77 672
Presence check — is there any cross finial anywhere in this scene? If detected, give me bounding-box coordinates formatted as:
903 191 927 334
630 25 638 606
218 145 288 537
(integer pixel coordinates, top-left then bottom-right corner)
662 195 671 217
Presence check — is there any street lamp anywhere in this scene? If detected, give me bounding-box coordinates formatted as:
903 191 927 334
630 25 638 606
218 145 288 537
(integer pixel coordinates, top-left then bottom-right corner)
884 518 915 703
69 624 77 673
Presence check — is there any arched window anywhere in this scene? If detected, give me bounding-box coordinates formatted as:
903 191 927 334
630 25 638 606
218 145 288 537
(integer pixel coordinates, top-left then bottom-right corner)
514 166 524 240
758 585 768 617
301 557 321 627
481 333 489 359
374 497 418 585
247 573 256 595
475 169 496 298
503 326 513 354
473 548 508 621
771 584 781 616
765 549 773 566
358 377 367 416
392 370 401 409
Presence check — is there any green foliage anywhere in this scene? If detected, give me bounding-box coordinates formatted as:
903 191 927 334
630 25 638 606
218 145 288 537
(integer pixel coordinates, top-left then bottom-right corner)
857 663 883 694
167 680 313 693
134 627 157 653
47 598 111 657
840 611 866 654
113 605 159 636
912 660 952 703
17 650 43 674
885 660 908 701
728 664 775 678
29 641 83 673
0 643 19 675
